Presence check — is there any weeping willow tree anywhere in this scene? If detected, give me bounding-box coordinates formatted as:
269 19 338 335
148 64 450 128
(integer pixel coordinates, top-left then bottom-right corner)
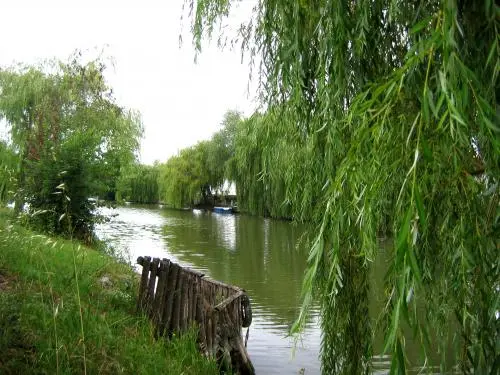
158 111 242 209
227 110 322 220
189 1 499 373
0 56 143 240
158 141 219 208
116 163 160 203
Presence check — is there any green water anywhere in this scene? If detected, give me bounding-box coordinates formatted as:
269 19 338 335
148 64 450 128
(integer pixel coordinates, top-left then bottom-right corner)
96 204 454 374
97 205 321 374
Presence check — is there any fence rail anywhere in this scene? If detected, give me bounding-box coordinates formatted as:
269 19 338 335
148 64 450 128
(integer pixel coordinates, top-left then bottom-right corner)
136 256 254 374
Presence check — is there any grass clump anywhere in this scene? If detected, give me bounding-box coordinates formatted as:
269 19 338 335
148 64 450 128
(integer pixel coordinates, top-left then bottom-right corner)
0 208 218 375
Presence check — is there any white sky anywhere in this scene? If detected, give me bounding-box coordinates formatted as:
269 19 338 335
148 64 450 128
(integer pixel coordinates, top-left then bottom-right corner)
0 0 257 164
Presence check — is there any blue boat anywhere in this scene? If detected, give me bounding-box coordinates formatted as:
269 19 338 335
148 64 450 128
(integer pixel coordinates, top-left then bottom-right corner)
213 206 233 214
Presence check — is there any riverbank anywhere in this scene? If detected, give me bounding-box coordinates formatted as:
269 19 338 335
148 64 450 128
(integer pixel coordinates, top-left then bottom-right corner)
0 208 218 375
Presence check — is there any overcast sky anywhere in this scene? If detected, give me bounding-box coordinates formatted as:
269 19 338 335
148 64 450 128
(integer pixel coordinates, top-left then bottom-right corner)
0 0 257 164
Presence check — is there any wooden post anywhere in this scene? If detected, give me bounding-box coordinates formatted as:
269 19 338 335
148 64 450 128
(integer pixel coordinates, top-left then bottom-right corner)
136 256 255 374
205 282 213 354
214 290 245 312
146 257 160 315
189 274 196 325
153 259 170 329
186 274 195 326
180 271 190 332
137 256 151 312
172 268 185 334
211 284 218 355
162 262 179 335
195 281 206 353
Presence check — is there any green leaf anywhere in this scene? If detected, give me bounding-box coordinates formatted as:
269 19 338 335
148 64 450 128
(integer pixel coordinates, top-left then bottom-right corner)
414 186 427 232
407 245 422 284
396 207 412 252
485 39 497 67
396 338 406 374
427 90 438 118
410 16 432 34
384 299 400 354
438 70 447 94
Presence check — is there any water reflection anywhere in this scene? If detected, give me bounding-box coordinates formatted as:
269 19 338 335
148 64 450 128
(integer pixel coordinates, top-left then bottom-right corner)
96 205 321 374
96 205 453 374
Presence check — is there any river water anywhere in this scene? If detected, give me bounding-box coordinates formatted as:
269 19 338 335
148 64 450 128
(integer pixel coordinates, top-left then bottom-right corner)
95 204 450 374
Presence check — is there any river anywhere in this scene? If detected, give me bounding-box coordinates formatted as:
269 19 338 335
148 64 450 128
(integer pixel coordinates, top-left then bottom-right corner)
95 204 451 374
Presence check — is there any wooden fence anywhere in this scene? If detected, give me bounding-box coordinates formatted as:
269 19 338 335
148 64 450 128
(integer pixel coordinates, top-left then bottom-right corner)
136 256 254 374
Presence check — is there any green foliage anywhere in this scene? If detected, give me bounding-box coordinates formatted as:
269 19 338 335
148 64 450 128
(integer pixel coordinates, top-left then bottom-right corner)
0 55 143 240
158 111 241 208
226 110 322 220
117 163 160 203
0 209 218 375
0 140 17 204
158 144 209 208
189 1 499 373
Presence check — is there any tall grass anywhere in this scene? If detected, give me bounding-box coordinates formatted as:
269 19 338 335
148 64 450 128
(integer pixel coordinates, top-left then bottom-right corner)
0 208 218 375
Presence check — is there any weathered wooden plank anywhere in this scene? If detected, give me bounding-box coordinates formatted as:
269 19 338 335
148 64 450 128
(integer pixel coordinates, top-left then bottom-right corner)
137 256 151 312
195 280 206 353
204 282 213 354
162 261 179 335
171 268 185 333
186 274 195 326
204 277 240 292
190 276 199 324
211 284 218 356
182 266 205 278
214 290 245 312
153 259 169 327
146 257 160 315
180 271 190 332
192 277 199 324
136 255 255 373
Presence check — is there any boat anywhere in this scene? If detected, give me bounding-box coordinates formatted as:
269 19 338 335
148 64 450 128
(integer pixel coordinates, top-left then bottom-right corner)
213 206 233 214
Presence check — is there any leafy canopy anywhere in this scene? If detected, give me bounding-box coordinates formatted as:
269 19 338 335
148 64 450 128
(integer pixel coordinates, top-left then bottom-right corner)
188 0 499 373
0 55 143 240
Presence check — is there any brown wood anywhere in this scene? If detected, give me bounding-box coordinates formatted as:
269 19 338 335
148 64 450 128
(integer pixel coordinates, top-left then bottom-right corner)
180 271 190 332
189 275 198 324
211 284 218 355
205 277 240 292
184 273 190 328
207 282 215 353
153 259 169 327
162 261 179 335
195 281 206 353
215 290 245 312
206 315 213 354
231 298 238 332
146 257 160 315
136 256 255 374
171 268 184 333
187 275 195 324
137 256 151 312
183 266 205 278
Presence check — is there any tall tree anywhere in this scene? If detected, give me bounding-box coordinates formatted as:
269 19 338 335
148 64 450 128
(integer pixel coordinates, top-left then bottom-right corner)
117 163 160 203
189 1 499 373
0 56 143 240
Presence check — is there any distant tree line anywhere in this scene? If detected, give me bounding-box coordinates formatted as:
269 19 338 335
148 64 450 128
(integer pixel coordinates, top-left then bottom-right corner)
115 109 324 219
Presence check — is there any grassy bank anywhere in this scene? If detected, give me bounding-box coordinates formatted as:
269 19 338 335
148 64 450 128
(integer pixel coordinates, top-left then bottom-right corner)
0 209 218 375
